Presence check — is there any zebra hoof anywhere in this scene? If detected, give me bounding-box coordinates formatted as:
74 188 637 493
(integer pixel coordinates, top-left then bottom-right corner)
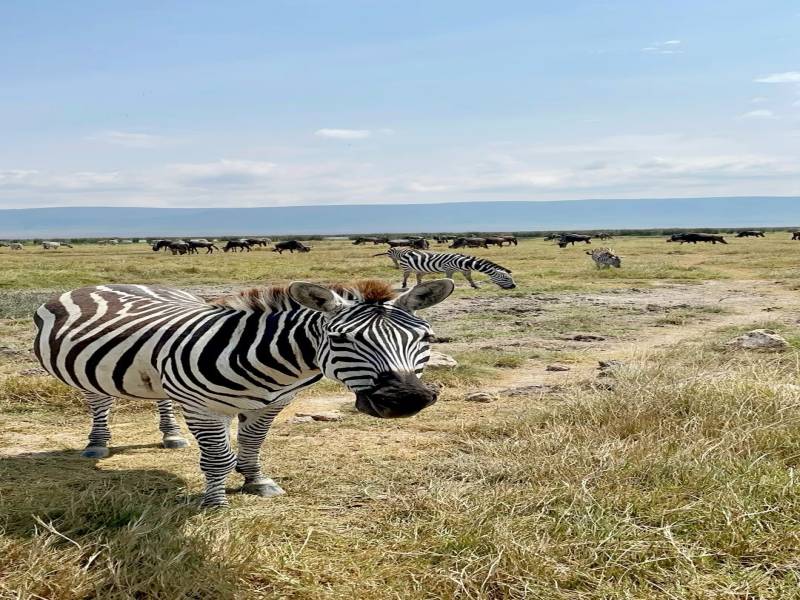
162 435 190 449
81 446 110 459
241 478 285 498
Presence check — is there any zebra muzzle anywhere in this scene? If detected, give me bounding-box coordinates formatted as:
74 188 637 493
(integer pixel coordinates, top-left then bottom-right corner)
355 372 438 419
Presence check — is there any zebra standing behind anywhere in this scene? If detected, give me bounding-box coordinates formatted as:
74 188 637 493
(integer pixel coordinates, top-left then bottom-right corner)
392 250 516 289
587 247 621 268
34 279 454 507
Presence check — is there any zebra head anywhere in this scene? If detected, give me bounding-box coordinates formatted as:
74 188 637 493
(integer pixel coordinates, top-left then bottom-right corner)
289 280 455 418
472 260 516 289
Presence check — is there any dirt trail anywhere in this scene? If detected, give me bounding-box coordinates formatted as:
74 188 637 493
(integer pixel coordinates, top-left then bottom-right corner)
484 279 800 393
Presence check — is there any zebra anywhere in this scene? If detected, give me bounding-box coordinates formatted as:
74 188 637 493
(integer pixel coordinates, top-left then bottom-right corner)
34 279 453 507
374 247 416 268
586 247 621 268
9 242 23 250
393 250 516 289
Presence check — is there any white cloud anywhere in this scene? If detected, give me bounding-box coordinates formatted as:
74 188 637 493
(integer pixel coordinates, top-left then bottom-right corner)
740 109 776 119
750 96 768 104
168 159 277 187
314 128 372 140
755 71 800 83
87 130 168 148
642 40 683 54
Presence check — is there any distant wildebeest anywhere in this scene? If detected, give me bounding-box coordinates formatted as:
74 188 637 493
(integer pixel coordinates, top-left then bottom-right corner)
353 237 384 245
9 242 23 250
557 234 592 248
434 236 453 244
387 238 429 249
587 247 621 268
543 234 562 241
0 242 8 248
484 237 509 248
500 235 518 246
152 240 172 252
243 238 271 247
169 242 191 255
272 240 311 254
792 231 800 240
189 240 220 254
42 241 73 250
596 233 614 240
735 230 765 238
223 240 251 252
667 233 727 244
449 237 488 249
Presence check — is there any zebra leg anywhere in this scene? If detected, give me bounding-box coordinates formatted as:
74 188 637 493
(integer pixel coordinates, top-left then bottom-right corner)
156 398 190 449
401 270 411 289
184 412 237 508
235 405 288 498
82 392 114 458
463 271 480 289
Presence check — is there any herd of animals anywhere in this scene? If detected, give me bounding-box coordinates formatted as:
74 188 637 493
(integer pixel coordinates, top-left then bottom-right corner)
14 226 798 507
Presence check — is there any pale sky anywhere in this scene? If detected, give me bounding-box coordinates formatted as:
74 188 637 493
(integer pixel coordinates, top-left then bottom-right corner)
1 1 799 208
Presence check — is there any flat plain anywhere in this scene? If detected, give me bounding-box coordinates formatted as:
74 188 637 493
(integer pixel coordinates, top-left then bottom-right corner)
2 234 800 599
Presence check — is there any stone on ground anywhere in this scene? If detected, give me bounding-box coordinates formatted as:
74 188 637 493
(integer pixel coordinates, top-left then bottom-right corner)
727 329 788 351
427 351 458 368
546 363 571 372
294 411 343 422
464 391 498 403
289 416 315 424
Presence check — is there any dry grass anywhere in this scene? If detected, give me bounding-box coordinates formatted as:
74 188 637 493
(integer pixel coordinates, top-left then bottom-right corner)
2 234 800 598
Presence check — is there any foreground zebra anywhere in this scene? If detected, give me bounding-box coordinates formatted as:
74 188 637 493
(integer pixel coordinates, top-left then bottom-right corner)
390 250 516 289
34 279 453 507
586 247 621 268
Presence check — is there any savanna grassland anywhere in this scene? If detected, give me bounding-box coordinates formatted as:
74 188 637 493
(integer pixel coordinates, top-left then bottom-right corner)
2 233 800 599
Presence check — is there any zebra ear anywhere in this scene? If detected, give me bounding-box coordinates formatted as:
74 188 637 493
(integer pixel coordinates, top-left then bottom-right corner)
289 282 347 313
394 279 455 313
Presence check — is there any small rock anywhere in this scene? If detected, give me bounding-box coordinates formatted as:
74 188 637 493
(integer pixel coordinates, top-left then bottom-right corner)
430 335 454 343
571 334 606 342
427 351 458 368
295 411 343 422
288 416 314 424
546 364 571 372
464 391 498 403
727 329 789 351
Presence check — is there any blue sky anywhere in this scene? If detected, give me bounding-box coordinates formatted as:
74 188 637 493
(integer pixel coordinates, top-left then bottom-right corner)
1 1 798 208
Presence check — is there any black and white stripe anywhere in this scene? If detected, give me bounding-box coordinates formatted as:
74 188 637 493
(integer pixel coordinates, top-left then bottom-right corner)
587 247 621 268
393 250 516 289
34 280 453 507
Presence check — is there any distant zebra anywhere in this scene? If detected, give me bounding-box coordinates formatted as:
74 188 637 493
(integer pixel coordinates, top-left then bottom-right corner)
34 280 453 507
396 250 516 289
42 241 73 250
586 247 621 268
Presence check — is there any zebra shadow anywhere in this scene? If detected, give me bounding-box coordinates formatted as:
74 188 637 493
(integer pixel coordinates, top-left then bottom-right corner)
0 449 240 598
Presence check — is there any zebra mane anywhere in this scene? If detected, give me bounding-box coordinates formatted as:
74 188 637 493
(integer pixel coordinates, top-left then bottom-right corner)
210 280 398 312
459 254 512 274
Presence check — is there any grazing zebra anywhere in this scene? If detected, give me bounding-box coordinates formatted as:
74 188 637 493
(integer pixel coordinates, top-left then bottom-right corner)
394 250 515 289
42 241 73 250
34 279 453 507
586 247 621 268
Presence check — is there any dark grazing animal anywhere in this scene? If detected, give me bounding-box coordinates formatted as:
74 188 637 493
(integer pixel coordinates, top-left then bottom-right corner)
735 230 765 238
557 234 592 247
667 233 727 244
793 231 800 240
386 238 429 249
273 240 311 254
434 236 452 244
449 237 488 249
224 240 252 252
543 234 562 241
353 237 382 245
169 242 191 255
34 279 454 507
500 236 518 246
395 250 515 290
244 238 271 247
596 233 614 240
189 240 220 254
484 237 508 248
587 247 621 268
152 240 172 252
